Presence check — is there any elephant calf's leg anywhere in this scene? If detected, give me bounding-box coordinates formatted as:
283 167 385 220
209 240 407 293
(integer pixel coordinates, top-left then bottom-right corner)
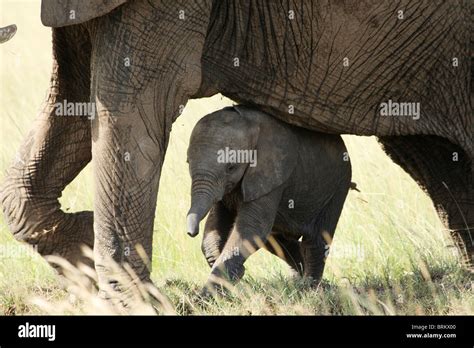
302 188 348 281
0 25 94 268
203 192 281 295
264 234 304 276
201 202 235 268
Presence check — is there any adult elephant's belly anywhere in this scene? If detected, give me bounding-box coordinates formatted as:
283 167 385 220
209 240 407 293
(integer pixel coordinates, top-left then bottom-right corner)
199 0 470 144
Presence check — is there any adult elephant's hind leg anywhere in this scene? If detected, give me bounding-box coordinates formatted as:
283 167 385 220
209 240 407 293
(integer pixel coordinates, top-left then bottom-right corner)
90 0 213 296
0 25 94 268
379 135 473 273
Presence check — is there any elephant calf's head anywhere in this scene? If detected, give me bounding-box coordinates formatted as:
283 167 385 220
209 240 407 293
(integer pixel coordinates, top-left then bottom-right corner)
185 106 299 237
186 107 259 237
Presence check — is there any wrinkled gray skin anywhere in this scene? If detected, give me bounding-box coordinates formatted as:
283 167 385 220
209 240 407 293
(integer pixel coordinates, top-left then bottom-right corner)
0 0 472 299
186 106 351 293
0 25 17 44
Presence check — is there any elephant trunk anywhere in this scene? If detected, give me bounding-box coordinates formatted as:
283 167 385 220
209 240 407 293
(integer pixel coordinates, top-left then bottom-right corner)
187 178 222 237
0 25 17 44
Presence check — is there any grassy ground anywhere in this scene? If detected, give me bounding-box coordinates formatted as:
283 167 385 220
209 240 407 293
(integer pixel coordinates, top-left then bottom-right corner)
0 0 472 315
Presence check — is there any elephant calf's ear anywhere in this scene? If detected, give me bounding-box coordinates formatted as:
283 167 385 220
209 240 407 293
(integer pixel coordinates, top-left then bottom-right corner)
241 119 298 202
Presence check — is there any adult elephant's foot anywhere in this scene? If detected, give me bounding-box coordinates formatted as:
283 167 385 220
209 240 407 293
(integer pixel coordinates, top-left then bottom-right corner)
96 275 153 313
0 182 94 269
39 211 94 270
450 228 473 274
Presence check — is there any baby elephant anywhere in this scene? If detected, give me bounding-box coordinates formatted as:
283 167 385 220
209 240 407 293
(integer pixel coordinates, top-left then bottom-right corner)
186 105 352 294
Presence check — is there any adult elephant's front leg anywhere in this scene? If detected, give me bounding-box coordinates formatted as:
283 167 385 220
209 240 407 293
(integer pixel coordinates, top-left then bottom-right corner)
90 0 212 296
92 93 164 294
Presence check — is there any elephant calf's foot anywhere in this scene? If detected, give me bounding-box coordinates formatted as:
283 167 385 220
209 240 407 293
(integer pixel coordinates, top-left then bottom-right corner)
200 280 233 299
201 263 246 298
1 185 94 270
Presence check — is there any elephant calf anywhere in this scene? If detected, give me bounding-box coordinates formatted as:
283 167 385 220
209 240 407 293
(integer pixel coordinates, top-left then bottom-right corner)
186 106 352 294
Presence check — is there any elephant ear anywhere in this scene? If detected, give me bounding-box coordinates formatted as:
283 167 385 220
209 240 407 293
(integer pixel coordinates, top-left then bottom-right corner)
41 0 127 27
239 107 299 202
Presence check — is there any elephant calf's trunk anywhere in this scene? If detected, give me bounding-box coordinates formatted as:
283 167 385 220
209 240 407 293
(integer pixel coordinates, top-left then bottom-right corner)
187 213 201 237
186 192 215 237
0 24 17 44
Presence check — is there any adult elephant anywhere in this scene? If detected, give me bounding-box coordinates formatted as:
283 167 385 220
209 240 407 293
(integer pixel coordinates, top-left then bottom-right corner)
1 0 472 295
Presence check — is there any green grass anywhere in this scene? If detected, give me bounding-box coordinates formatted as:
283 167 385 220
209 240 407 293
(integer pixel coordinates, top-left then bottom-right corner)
0 0 472 315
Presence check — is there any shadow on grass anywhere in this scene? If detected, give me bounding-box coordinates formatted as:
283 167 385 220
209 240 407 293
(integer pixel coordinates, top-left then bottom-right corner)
0 255 471 315
160 263 472 315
